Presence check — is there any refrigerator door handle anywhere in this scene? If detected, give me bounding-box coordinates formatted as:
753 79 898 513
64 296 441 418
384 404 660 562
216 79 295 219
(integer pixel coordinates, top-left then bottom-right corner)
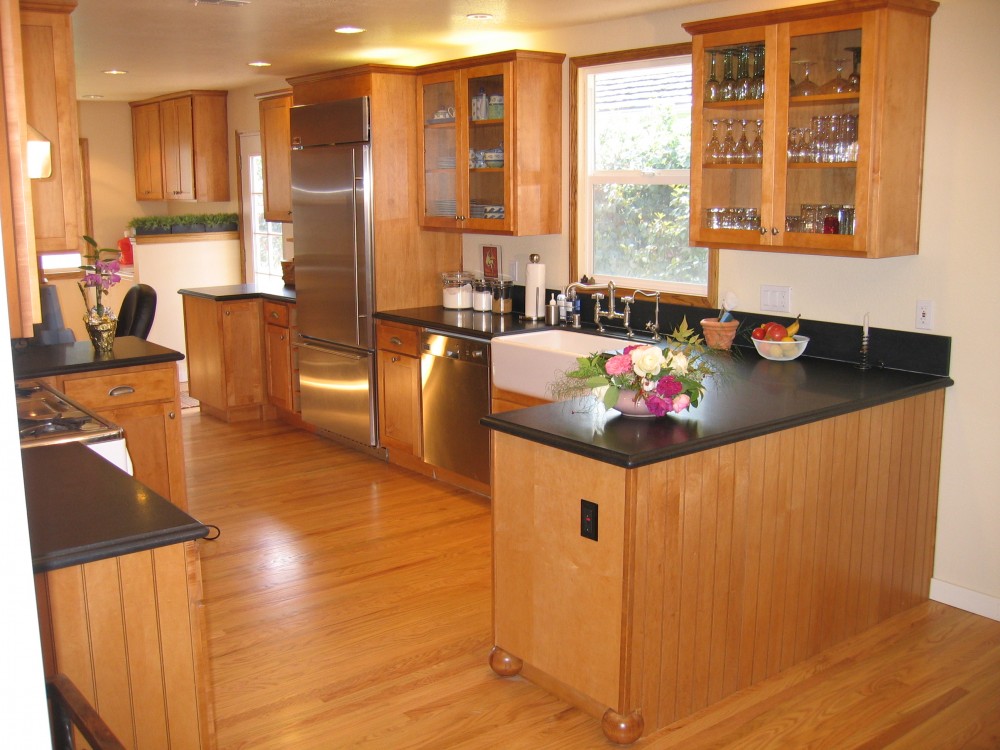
298 339 368 361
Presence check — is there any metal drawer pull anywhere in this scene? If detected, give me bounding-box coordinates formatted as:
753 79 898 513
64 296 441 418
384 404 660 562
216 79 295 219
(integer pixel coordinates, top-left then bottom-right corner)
108 385 136 397
390 336 403 346
271 311 279 318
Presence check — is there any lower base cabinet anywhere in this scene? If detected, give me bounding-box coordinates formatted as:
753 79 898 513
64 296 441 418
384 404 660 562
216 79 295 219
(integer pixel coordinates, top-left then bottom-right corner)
376 321 422 458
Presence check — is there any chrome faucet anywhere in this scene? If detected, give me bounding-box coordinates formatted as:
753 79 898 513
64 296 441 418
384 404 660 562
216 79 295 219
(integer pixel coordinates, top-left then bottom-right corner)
564 280 625 332
631 289 662 341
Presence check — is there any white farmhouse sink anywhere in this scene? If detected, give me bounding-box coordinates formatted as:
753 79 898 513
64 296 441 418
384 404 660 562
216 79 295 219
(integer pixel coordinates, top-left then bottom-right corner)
491 329 626 400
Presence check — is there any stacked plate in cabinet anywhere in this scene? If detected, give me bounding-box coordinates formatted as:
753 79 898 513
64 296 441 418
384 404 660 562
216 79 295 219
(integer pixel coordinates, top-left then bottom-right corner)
429 199 456 217
471 200 505 220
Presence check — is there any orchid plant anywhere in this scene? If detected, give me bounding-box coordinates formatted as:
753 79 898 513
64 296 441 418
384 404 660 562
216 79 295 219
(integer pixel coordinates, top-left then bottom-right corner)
79 235 122 320
554 318 721 416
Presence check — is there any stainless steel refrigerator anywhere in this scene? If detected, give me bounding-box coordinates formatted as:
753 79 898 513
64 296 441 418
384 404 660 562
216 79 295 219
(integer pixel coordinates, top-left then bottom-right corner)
291 98 377 446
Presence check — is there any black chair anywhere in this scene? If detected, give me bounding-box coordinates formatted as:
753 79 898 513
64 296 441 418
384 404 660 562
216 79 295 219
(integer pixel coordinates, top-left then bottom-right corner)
116 283 156 339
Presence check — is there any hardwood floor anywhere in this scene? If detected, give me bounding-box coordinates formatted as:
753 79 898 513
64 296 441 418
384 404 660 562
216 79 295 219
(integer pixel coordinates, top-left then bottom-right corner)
184 412 1000 749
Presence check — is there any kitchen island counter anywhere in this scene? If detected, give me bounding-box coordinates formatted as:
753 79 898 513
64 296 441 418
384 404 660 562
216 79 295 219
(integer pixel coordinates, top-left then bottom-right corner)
485 355 953 744
178 280 296 304
12 336 183 380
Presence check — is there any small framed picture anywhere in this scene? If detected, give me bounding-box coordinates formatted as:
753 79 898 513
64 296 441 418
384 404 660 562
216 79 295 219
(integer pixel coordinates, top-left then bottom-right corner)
482 244 502 278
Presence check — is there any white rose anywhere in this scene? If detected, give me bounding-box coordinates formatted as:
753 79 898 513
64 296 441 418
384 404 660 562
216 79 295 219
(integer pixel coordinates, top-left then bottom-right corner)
666 349 689 375
631 345 665 378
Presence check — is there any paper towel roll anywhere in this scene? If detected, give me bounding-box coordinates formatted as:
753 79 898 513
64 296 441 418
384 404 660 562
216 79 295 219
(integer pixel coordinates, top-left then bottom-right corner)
524 260 545 320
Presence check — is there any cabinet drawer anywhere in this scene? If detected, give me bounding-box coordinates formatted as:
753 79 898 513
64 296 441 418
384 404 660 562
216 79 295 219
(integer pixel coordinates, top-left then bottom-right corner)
376 323 420 357
61 367 176 409
263 301 289 327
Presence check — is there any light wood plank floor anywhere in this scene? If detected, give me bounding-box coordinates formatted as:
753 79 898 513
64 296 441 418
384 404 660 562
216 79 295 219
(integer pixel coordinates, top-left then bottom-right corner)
184 412 1000 749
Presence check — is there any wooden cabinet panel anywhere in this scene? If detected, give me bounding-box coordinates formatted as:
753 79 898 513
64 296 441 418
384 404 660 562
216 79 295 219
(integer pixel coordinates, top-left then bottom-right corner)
221 300 264 408
377 347 422 457
265 322 293 413
263 298 289 327
131 102 164 200
259 92 293 222
376 320 420 357
129 90 229 202
20 2 82 253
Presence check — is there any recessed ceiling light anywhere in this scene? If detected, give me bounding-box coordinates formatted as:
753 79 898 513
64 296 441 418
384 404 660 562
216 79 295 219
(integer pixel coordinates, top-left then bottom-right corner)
102 69 127 75
82 94 105 100
248 61 271 67
466 13 493 20
335 26 365 34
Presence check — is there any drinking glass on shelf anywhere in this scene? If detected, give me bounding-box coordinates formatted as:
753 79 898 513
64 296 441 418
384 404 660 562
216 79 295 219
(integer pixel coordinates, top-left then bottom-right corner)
720 49 737 101
791 61 819 96
845 46 862 92
787 127 802 163
735 119 752 163
705 51 721 102
841 113 858 161
751 45 766 100
722 119 738 163
752 120 764 163
735 46 752 101
820 58 850 94
705 119 723 164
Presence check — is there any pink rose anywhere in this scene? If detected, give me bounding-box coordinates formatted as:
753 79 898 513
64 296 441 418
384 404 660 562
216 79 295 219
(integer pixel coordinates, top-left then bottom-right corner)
671 394 691 413
605 353 633 376
645 394 670 417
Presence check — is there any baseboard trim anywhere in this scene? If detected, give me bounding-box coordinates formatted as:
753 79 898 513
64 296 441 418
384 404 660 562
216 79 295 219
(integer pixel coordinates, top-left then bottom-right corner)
930 578 1000 622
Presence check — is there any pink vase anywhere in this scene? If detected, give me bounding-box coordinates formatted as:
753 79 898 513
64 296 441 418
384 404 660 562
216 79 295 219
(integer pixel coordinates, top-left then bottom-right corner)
613 390 656 418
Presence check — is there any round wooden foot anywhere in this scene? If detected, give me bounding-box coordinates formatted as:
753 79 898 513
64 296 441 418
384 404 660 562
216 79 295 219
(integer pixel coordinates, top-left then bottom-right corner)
601 708 644 745
488 646 523 677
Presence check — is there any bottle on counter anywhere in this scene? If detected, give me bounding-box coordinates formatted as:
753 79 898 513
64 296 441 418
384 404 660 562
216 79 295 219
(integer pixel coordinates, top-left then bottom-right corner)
557 293 567 322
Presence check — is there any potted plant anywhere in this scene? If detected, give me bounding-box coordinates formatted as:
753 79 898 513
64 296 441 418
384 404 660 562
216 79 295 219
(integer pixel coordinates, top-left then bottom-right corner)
128 215 172 236
171 214 206 234
205 212 238 232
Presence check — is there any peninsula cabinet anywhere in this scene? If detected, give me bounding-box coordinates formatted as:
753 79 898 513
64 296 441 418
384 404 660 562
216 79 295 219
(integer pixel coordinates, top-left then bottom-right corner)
258 90 293 222
417 50 564 236
129 90 230 202
376 320 422 459
685 0 938 258
183 295 267 422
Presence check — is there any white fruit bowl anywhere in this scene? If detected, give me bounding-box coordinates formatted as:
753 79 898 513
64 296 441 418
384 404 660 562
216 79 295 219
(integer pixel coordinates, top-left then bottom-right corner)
752 335 809 361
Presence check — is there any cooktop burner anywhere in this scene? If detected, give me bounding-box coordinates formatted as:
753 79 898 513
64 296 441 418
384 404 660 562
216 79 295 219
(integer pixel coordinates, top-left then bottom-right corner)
16 382 124 448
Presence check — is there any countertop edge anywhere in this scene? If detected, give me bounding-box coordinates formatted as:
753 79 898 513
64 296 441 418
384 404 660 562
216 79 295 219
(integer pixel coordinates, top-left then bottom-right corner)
31 525 209 574
178 285 297 303
482 375 953 468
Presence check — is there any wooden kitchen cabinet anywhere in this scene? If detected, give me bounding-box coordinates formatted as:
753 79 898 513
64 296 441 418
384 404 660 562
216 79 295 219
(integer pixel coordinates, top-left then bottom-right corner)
417 50 564 236
376 320 422 459
129 90 229 202
183 295 266 422
258 91 293 222
263 299 298 413
20 0 83 254
52 361 189 509
685 0 937 258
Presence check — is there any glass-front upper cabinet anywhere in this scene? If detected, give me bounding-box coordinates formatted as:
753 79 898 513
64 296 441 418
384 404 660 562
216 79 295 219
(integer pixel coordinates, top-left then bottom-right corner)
686 0 937 258
417 50 564 236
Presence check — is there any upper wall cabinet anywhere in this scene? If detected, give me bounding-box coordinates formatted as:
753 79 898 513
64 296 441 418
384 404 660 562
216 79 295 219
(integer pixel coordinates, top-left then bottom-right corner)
417 50 564 236
684 0 938 258
20 0 83 253
257 91 292 222
129 90 229 202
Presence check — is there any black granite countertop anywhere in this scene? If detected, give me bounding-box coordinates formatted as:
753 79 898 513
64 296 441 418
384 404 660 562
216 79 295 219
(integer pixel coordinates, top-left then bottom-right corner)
178 281 296 303
12 337 184 380
23 442 209 573
375 306 552 340
483 356 953 468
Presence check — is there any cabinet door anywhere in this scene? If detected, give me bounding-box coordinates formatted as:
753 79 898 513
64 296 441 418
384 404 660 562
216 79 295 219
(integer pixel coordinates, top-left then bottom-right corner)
104 400 187 508
377 348 422 457
265 322 293 412
160 97 195 200
463 63 513 233
221 300 265 408
131 102 164 200
418 71 461 230
260 94 293 222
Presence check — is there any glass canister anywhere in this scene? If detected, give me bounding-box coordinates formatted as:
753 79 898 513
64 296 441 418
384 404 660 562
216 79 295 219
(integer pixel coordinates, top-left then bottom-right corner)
441 272 474 309
489 274 513 314
472 277 492 312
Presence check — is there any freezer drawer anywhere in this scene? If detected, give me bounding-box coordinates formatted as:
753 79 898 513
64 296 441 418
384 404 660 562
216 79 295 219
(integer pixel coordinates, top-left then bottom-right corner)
298 339 377 447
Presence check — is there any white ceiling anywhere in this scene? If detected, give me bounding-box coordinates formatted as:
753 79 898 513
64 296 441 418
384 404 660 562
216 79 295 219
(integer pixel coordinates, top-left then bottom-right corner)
70 0 710 102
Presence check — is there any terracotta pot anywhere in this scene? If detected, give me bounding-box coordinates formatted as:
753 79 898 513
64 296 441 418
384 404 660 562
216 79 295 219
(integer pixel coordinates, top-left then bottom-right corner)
700 317 739 350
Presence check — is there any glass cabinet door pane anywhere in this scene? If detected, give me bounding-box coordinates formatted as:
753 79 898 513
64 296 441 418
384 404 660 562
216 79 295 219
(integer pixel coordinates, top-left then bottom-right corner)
783 27 861 239
466 73 506 225
698 38 766 238
423 80 457 221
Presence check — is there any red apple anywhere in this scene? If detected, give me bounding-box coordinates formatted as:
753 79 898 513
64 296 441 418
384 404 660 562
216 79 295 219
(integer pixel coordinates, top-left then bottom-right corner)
751 325 768 340
765 322 788 341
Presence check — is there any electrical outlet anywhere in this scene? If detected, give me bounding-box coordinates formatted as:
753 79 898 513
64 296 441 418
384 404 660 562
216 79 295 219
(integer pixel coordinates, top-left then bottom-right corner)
760 285 791 313
581 499 598 541
916 299 934 330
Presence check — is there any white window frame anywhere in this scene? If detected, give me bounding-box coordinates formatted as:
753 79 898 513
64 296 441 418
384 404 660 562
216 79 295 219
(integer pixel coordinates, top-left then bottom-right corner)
570 45 716 307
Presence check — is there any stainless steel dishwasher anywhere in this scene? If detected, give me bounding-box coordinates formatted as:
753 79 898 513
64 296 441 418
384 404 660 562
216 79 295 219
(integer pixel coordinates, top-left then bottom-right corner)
420 331 491 485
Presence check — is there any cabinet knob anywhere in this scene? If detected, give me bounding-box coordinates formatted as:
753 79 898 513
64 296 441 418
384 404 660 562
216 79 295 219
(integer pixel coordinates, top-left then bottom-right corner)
169 411 176 419
759 227 767 235
391 356 400 363
771 227 780 235
280 334 286 341
225 310 231 316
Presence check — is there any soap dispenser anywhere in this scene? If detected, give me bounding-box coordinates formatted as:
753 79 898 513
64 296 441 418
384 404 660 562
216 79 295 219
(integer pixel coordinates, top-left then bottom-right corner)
545 293 559 325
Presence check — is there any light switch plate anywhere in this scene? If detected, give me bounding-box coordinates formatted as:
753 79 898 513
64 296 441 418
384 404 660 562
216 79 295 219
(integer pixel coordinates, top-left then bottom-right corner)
760 285 791 313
